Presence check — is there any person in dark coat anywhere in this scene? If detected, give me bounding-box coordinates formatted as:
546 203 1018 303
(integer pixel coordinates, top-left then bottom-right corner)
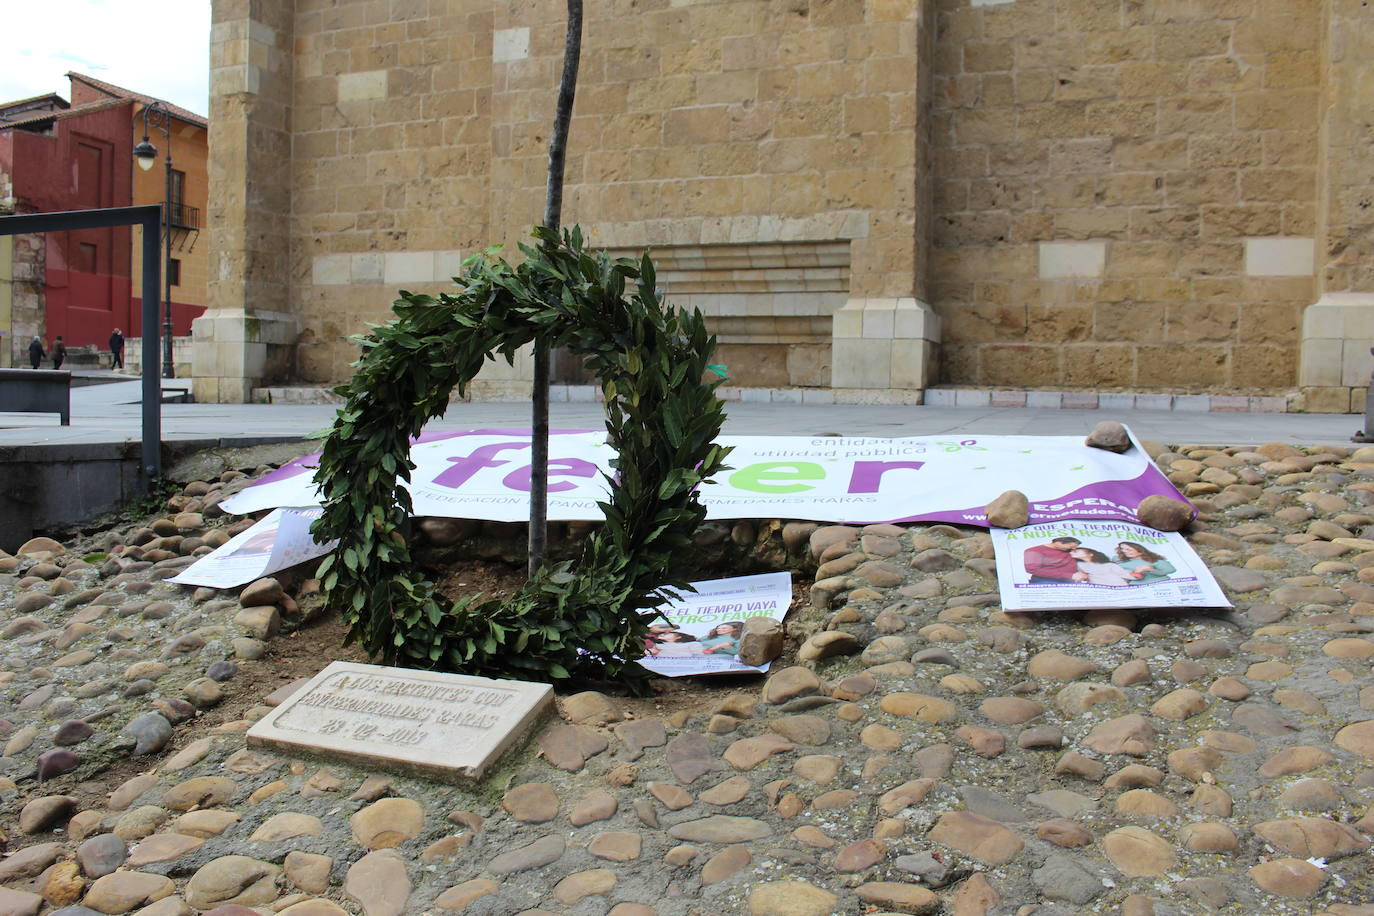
52 335 66 370
28 336 44 370
109 328 125 370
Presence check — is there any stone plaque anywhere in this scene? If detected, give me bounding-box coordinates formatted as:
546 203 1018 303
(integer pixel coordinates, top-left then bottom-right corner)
246 661 553 781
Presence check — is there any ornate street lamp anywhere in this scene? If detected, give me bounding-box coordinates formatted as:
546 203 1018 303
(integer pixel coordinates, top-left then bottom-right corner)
133 101 174 379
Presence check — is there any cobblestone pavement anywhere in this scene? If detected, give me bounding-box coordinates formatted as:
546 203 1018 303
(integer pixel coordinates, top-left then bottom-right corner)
0 439 1372 916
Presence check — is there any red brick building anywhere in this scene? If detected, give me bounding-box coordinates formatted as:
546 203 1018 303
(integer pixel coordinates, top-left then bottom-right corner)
0 74 206 367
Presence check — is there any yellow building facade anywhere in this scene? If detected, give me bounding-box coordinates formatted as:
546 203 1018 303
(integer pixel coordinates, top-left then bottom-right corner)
130 102 211 352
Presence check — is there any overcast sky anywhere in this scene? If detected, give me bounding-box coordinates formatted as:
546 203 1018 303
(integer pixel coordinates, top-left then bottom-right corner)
4 0 212 117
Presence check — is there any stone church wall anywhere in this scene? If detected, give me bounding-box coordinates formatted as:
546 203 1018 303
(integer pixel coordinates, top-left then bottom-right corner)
203 0 1373 405
273 0 928 394
930 0 1319 391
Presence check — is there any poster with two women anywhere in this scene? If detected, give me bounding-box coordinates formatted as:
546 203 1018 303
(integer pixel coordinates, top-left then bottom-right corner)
992 520 1230 611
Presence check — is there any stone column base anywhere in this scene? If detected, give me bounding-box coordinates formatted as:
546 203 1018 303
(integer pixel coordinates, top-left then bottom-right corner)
124 336 194 378
192 309 298 404
1300 293 1374 385
830 297 941 394
1295 292 1374 414
1292 386 1366 414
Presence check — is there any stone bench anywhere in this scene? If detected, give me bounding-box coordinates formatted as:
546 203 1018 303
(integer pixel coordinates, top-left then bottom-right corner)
0 368 71 425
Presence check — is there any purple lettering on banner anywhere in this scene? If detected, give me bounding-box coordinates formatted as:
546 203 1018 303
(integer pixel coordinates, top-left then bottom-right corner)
252 430 539 486
502 458 599 492
847 460 926 493
433 442 529 489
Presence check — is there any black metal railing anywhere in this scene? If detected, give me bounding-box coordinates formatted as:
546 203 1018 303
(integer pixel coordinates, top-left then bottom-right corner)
166 202 199 230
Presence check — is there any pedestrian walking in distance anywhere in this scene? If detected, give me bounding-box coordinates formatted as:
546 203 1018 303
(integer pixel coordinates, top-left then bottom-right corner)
109 328 125 370
28 336 44 370
52 335 66 370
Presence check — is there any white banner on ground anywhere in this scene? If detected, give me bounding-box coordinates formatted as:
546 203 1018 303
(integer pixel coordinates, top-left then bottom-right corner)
637 572 792 678
221 429 1186 528
991 520 1230 612
170 508 335 589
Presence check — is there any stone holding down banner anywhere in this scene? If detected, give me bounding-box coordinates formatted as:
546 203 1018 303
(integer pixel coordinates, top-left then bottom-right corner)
247 662 552 781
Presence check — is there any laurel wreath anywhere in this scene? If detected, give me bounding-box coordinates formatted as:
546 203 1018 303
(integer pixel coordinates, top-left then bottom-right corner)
310 226 730 689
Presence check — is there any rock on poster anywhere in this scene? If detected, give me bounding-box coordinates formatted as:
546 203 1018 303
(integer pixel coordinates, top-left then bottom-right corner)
637 572 792 677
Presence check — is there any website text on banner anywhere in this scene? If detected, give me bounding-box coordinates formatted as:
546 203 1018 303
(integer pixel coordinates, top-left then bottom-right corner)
221 429 1186 528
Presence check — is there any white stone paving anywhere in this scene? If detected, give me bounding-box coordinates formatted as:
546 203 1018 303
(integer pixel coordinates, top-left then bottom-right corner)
0 376 1362 448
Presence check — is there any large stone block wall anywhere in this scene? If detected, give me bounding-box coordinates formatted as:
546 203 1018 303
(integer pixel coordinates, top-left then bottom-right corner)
285 0 497 384
0 168 43 368
204 0 1374 402
0 237 10 369
1316 0 1374 298
5 232 45 369
0 169 11 368
1297 0 1374 411
197 0 300 402
260 0 931 391
493 0 919 290
604 239 853 387
930 0 1321 391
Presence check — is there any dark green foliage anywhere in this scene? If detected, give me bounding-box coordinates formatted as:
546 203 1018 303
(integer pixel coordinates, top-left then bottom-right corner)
310 227 730 691
128 477 178 517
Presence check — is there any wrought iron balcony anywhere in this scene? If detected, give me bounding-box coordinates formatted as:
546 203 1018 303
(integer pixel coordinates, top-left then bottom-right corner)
166 202 199 231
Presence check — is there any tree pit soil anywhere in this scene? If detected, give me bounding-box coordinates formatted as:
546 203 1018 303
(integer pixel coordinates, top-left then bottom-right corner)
80 558 807 807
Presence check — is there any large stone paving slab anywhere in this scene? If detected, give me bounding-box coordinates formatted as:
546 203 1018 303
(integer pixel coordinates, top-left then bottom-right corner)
246 661 552 780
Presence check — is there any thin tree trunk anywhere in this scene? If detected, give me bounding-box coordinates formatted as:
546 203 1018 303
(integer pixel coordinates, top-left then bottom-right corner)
529 0 584 578
544 0 583 237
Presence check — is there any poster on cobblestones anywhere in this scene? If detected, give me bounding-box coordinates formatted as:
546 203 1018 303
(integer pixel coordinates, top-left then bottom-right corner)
636 572 792 677
170 508 334 588
991 521 1230 611
221 428 1186 528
